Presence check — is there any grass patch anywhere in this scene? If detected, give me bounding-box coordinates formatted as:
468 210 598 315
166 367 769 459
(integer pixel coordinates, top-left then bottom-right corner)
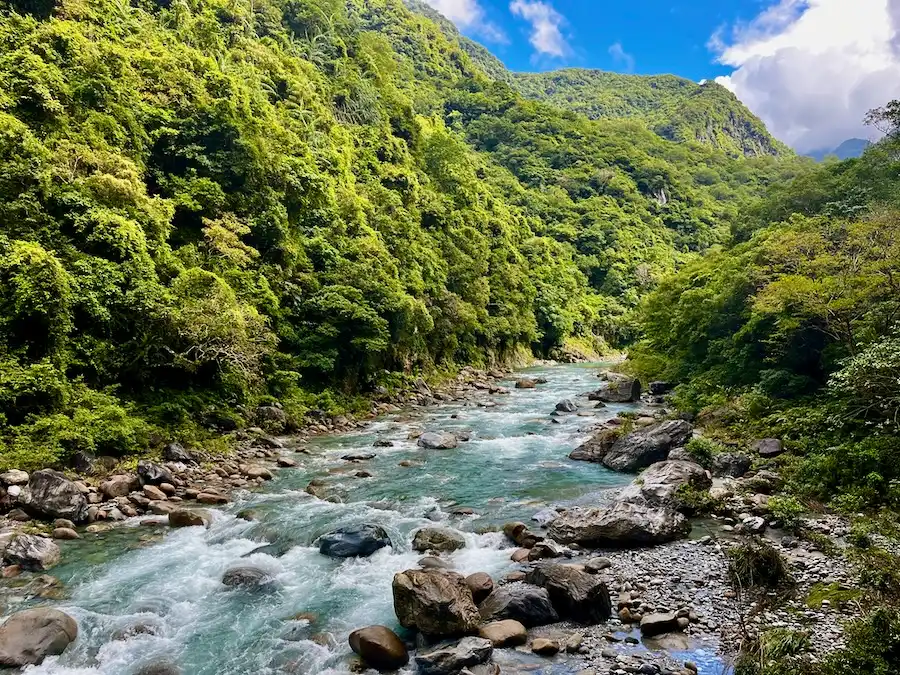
735 628 811 675
805 582 861 609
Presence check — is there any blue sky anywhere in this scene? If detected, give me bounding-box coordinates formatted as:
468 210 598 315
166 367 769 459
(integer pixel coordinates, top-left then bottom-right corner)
470 0 766 80
423 0 900 153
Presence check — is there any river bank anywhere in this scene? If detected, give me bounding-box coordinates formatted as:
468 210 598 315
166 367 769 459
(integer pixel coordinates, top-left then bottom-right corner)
0 362 872 675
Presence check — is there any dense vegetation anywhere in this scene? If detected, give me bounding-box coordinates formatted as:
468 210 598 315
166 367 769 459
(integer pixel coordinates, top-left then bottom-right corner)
511 69 791 158
632 112 900 511
626 104 900 675
0 0 808 469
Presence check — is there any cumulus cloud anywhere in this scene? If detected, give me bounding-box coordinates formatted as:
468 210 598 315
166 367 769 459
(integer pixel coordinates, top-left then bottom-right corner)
509 0 569 59
608 42 635 72
713 0 900 153
423 0 506 42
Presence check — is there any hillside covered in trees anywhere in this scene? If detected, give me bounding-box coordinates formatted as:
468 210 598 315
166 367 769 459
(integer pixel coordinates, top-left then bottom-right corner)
0 0 811 468
511 70 790 158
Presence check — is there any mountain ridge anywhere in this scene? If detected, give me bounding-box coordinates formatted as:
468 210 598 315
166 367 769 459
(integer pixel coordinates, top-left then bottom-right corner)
402 1 788 158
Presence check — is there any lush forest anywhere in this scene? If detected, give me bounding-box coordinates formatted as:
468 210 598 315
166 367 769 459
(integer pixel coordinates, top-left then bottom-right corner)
511 69 791 158
632 107 900 511
0 0 810 469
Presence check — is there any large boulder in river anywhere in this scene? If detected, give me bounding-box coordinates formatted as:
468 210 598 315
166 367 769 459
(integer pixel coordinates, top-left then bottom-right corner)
318 524 391 558
524 564 611 624
137 460 175 486
555 399 577 413
348 625 409 672
168 509 212 528
392 569 480 637
221 566 276 591
0 608 78 667
418 431 459 450
135 663 181 675
413 527 466 553
618 460 711 508
568 428 620 463
477 584 559 627
594 376 641 403
20 470 88 523
549 501 689 547
601 420 693 472
415 637 492 675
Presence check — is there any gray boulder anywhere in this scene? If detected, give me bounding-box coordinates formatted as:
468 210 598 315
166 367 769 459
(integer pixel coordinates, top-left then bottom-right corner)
640 612 679 637
418 431 459 450
752 438 784 458
0 608 77 667
568 428 619 463
0 470 28 486
392 569 480 637
3 534 60 571
20 470 88 523
137 461 175 486
548 501 690 547
712 452 752 478
525 564 611 623
593 377 641 403
618 460 711 508
415 637 492 675
318 524 391 558
602 420 693 472
649 381 672 395
478 584 559 627
555 399 577 413
135 663 181 675
413 527 466 553
163 442 196 464
221 566 276 591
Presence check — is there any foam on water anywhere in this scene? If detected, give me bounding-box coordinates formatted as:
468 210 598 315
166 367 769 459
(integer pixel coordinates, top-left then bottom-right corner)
20 363 636 674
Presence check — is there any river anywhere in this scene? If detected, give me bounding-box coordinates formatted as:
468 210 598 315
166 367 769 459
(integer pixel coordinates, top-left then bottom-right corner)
21 363 644 674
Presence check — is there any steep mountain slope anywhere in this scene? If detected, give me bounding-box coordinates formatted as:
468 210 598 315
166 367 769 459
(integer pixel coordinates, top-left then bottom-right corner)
512 69 791 158
0 0 806 467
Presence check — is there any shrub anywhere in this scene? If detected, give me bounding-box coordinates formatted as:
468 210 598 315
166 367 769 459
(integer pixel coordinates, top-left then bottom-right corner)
727 538 792 592
675 483 724 515
768 495 805 531
683 436 725 467
818 608 900 675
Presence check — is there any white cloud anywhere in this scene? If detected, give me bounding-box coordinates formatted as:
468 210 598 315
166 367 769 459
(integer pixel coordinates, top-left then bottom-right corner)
423 0 506 42
713 0 900 152
510 0 569 59
608 42 635 72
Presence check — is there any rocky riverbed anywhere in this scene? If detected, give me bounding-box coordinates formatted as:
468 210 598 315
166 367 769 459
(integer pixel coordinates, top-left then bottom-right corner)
0 363 875 674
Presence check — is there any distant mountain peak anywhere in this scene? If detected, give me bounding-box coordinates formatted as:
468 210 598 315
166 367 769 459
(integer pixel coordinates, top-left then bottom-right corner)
806 138 871 161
